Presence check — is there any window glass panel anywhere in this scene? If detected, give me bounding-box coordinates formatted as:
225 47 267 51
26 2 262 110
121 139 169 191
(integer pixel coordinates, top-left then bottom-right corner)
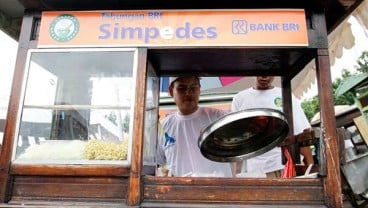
14 49 136 165
0 31 17 152
143 63 159 168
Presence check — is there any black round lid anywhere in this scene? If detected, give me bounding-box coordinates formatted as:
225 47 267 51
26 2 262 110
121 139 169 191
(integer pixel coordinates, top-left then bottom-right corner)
198 108 289 162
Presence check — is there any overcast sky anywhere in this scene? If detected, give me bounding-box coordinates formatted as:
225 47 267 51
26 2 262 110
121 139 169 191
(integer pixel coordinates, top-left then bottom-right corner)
0 31 17 117
301 15 368 100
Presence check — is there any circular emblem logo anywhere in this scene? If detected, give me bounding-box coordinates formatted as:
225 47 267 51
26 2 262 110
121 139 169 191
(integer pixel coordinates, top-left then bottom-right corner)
274 97 283 107
49 14 79 42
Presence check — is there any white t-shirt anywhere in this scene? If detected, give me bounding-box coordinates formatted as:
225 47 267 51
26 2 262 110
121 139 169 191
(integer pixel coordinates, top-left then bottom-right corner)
157 107 233 177
231 87 311 173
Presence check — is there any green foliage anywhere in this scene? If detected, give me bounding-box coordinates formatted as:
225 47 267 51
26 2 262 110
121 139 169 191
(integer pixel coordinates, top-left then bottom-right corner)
301 73 356 121
301 96 319 122
333 70 356 105
301 83 355 122
301 51 368 121
105 112 117 126
122 113 130 133
356 51 368 73
105 112 130 133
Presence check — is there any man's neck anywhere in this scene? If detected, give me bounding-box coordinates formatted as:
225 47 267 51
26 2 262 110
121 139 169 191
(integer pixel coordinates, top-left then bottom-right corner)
254 86 274 90
179 106 199 115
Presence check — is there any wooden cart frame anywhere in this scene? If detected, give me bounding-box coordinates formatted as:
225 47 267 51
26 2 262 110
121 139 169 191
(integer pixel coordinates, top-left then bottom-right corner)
0 1 363 207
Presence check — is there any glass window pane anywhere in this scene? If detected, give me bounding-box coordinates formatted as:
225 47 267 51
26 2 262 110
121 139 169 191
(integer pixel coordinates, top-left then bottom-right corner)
0 31 17 152
143 63 159 167
14 49 136 165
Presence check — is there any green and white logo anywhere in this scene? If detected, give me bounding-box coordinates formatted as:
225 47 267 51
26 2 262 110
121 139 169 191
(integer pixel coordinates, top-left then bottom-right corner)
49 14 79 42
274 97 283 107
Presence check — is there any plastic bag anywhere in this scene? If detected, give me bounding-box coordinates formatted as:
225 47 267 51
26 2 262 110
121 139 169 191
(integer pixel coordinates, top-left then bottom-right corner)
282 147 296 178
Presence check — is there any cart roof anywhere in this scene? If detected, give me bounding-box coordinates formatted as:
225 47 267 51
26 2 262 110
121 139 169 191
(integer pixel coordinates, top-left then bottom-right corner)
0 0 364 41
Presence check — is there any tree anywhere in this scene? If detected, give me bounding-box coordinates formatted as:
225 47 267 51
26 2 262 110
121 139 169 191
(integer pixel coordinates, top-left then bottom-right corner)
301 96 319 122
356 51 368 73
301 58 362 121
332 70 355 106
122 113 130 133
105 112 117 126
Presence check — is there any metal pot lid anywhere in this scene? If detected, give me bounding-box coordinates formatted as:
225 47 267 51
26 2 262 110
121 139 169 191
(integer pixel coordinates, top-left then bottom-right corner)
198 108 289 162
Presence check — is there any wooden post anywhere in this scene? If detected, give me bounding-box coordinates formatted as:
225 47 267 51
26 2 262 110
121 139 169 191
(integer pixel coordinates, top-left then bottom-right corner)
316 49 342 208
281 77 300 164
127 48 148 206
0 11 36 202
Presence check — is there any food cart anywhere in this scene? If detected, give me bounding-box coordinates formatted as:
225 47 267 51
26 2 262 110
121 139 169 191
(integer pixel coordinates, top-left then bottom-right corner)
0 0 363 207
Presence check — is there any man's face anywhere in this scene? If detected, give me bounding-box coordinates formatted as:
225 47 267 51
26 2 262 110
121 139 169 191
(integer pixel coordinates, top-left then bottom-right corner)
169 77 200 115
255 76 274 90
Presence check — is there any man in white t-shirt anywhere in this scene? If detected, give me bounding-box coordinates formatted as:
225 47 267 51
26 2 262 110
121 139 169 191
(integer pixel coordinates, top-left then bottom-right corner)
231 76 313 177
156 76 233 177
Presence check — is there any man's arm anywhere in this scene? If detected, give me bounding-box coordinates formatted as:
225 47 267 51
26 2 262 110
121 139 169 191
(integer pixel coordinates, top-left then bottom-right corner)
300 146 314 165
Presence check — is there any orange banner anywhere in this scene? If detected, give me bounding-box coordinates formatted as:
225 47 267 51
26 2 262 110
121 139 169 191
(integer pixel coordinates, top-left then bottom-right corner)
38 10 308 48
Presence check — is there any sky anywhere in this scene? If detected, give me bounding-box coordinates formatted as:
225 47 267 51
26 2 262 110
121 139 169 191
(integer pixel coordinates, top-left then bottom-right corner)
0 31 17 118
330 16 367 78
301 15 368 100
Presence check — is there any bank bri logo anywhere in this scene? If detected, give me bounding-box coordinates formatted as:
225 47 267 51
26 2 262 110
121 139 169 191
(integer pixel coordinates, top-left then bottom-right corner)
232 20 248 34
232 19 289 35
49 14 80 42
